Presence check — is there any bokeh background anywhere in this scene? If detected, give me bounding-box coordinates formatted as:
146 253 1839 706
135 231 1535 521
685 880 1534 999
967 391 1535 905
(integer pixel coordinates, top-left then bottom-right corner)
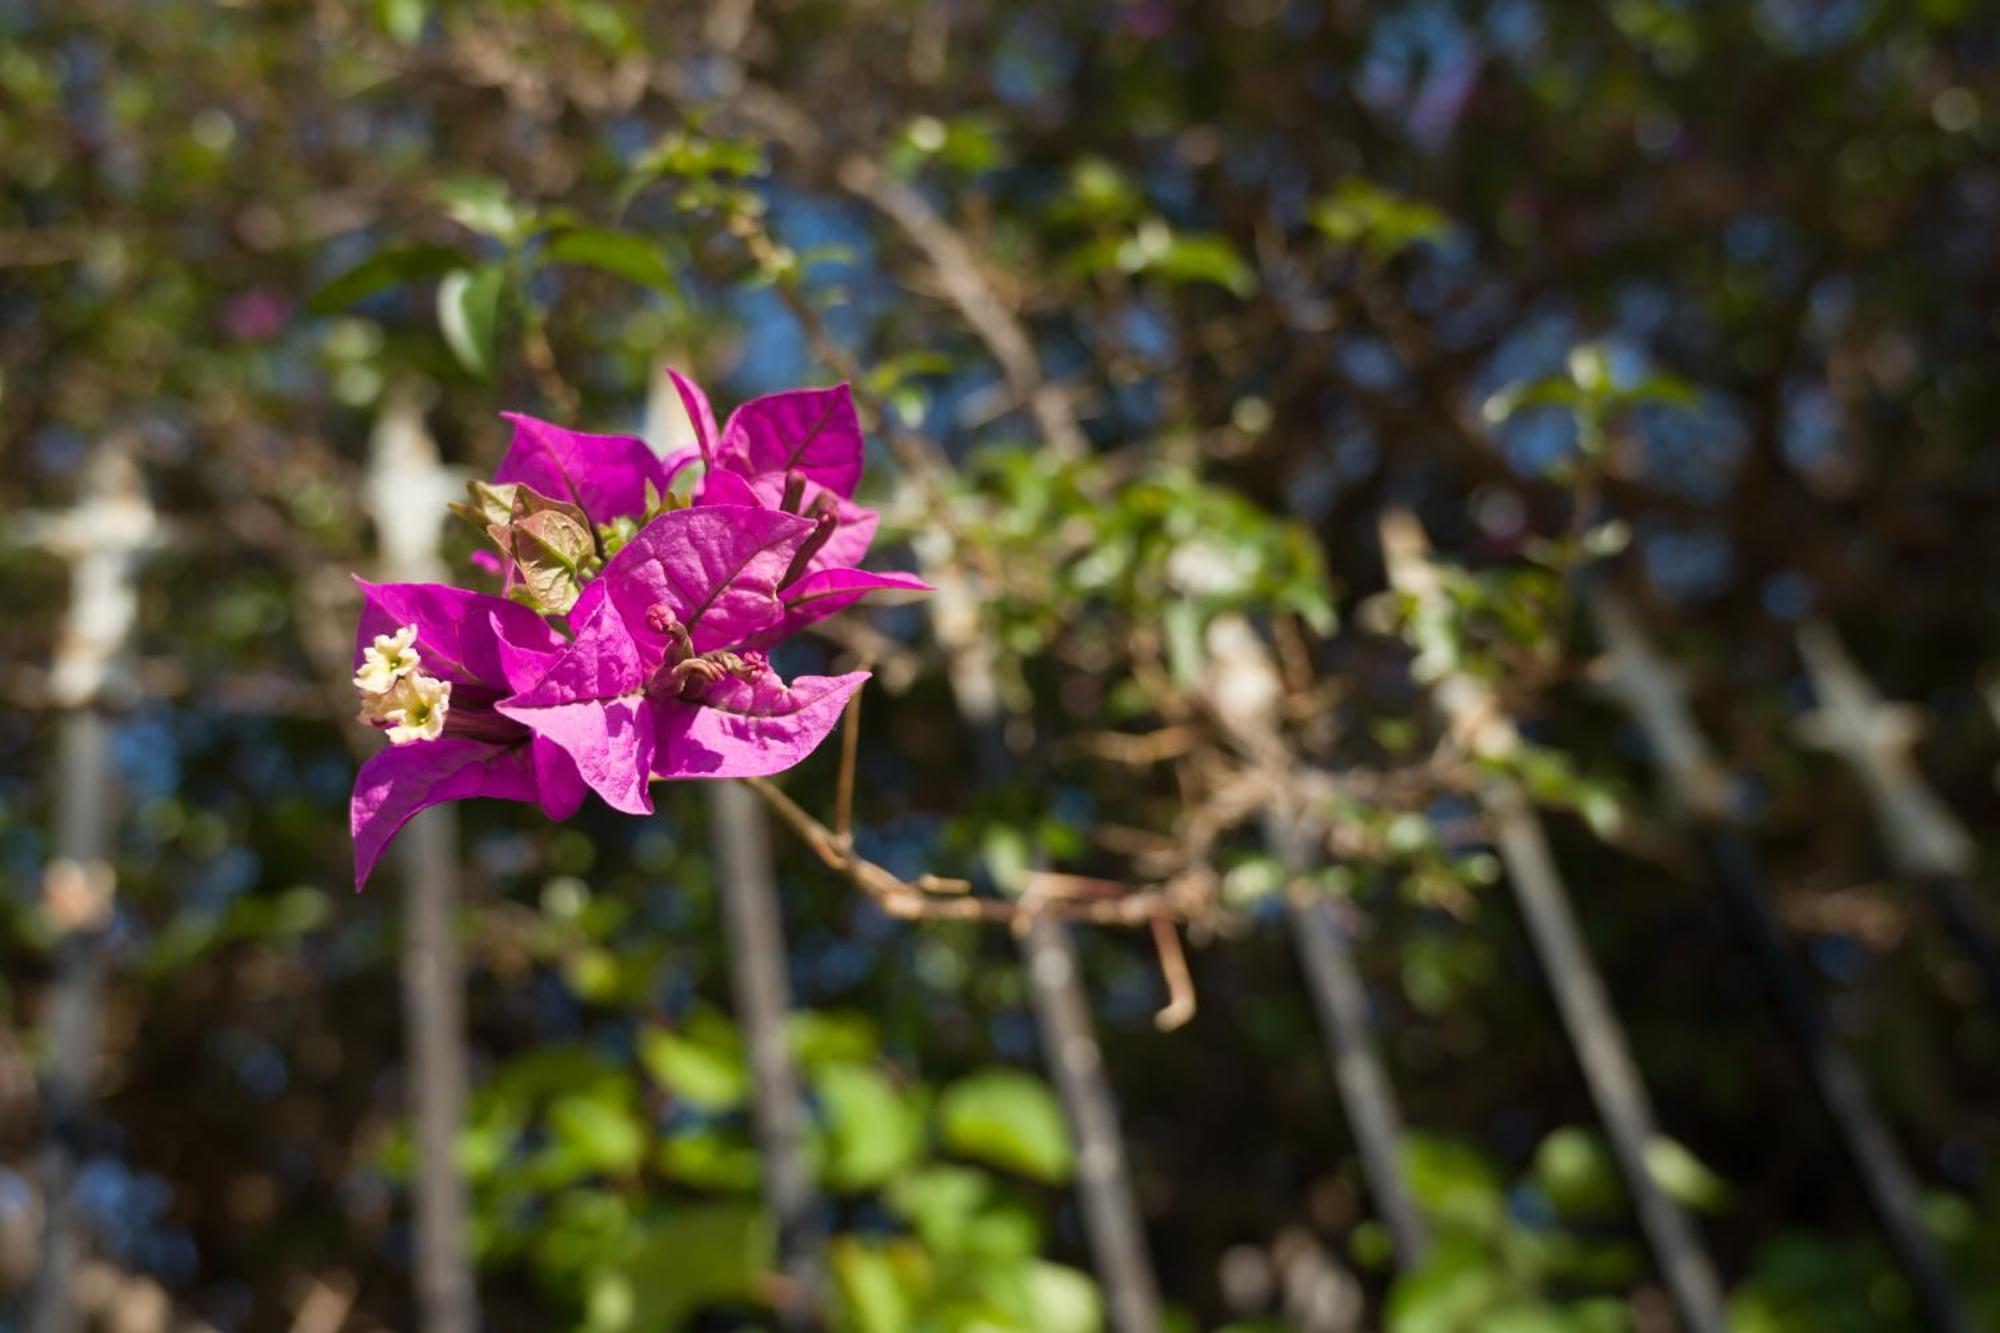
4 1 2000 1330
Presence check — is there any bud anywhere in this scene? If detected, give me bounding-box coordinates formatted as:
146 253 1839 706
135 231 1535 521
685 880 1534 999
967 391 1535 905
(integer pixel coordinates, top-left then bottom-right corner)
661 655 729 700
645 603 694 663
458 480 598 614
779 469 807 515
777 504 841 590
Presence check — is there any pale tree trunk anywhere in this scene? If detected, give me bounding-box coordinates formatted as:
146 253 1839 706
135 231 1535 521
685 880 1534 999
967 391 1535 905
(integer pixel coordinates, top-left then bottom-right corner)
23 444 163 1333
1593 590 1974 1333
1201 615 1428 1271
367 388 478 1333
1381 510 1727 1333
1794 620 2000 1010
651 364 826 1326
707 782 825 1329
932 569 1164 1333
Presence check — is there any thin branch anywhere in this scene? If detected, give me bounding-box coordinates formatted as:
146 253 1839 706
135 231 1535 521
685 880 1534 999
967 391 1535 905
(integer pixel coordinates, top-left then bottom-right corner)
1149 917 1195 1033
834 686 862 845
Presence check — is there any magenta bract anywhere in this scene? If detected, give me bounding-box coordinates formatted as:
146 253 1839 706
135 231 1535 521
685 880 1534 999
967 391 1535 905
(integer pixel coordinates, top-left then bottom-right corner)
350 374 929 888
665 366 931 631
495 411 697 531
348 580 586 890
495 506 869 815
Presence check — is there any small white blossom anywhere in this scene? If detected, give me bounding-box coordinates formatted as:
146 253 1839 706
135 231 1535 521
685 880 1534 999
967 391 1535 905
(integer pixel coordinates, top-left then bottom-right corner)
353 624 422 694
361 670 451 743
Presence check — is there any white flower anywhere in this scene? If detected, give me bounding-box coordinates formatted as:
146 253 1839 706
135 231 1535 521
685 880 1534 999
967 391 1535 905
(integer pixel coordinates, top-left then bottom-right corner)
353 624 421 694
361 670 451 743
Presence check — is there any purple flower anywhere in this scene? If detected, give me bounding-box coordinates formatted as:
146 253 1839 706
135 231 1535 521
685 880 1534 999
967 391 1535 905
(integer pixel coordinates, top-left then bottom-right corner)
495 506 869 815
666 368 931 638
494 411 697 533
348 580 587 890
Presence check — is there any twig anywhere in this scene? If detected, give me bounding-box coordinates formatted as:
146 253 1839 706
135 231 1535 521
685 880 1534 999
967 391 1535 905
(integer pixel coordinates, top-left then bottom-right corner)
746 777 1187 932
834 687 862 845
1149 918 1195 1033
1197 612 1430 1269
287 1272 358 1333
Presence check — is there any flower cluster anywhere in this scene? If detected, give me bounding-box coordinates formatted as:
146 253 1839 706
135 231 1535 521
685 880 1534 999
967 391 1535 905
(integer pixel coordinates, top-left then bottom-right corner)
349 371 929 889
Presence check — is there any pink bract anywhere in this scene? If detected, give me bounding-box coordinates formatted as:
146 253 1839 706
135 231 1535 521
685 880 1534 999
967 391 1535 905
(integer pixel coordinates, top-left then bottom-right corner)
348 580 586 890
495 506 870 816
495 411 698 530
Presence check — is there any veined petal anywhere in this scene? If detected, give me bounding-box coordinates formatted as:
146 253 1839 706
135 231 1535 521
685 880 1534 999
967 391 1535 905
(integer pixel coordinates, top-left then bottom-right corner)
532 734 589 821
695 467 760 509
748 566 933 647
497 411 695 529
737 476 881 575
496 591 660 813
351 737 538 890
809 495 878 573
654 670 869 779
502 694 657 816
497 589 653 713
590 504 814 655
717 384 864 499
488 609 570 694
353 578 564 690
665 366 719 463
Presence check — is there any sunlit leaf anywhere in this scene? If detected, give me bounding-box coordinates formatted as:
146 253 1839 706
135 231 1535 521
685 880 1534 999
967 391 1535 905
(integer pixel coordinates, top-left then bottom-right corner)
938 1069 1073 1184
816 1060 925 1192
545 226 678 295
436 264 504 378
638 1017 747 1112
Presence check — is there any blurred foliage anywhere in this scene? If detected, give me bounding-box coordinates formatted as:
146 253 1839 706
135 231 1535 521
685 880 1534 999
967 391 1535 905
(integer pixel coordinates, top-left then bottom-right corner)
6 0 2000 1330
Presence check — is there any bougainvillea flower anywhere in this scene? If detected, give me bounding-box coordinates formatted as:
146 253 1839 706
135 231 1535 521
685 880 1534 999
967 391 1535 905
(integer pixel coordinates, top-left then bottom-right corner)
349 580 587 890
494 411 697 532
664 367 930 630
667 369 862 499
495 506 869 815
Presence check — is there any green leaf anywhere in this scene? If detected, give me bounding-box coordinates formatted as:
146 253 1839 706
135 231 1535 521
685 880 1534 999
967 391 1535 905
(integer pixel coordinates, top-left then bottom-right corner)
1311 178 1451 262
436 176 526 241
1533 1127 1625 1219
815 1060 925 1193
1154 233 1257 296
1384 1234 1509 1333
588 1203 770 1332
375 0 426 45
885 1164 991 1254
436 265 504 379
938 1069 1074 1184
638 1017 747 1113
1026 1262 1103 1333
546 1093 646 1176
788 1009 881 1071
830 1236 916 1333
1645 1135 1732 1212
657 1129 762 1192
545 226 678 295
308 243 462 316
1401 1134 1505 1233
